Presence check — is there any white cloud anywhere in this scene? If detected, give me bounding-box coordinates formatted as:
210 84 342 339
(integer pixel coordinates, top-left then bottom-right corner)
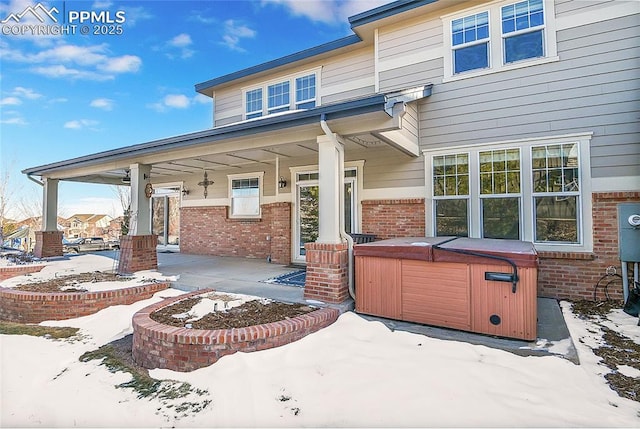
163 94 190 109
90 98 114 111
64 119 99 130
261 0 392 24
165 33 194 59
0 115 27 125
169 33 192 48
98 54 142 73
148 93 209 112
220 19 256 52
92 0 113 8
2 41 141 81
0 97 22 105
12 86 42 99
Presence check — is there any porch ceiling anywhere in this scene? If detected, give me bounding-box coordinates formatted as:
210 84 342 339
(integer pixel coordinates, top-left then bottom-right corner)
23 88 432 185
63 131 389 184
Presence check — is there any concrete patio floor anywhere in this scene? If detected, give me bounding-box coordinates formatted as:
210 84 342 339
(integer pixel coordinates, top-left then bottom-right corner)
154 252 579 363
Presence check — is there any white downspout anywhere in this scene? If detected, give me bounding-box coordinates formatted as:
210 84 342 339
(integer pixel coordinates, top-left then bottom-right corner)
320 115 356 300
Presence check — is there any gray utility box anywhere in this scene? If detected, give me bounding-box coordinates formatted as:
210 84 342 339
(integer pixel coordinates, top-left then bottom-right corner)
618 203 640 262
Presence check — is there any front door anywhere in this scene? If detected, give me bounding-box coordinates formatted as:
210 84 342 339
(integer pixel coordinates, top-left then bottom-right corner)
293 169 357 263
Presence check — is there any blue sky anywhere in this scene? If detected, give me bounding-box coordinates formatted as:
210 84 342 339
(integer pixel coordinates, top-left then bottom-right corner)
0 0 390 220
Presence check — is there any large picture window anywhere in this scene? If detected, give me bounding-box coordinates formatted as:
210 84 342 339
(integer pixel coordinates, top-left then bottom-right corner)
426 134 592 252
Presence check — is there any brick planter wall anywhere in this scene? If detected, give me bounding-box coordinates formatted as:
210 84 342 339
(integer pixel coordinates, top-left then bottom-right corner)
118 235 158 275
0 282 170 324
304 242 349 303
538 191 640 300
180 202 291 264
361 198 425 239
132 289 340 372
34 231 63 258
0 265 45 281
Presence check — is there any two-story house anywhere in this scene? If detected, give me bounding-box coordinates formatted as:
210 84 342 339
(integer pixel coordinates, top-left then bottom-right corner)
23 0 639 303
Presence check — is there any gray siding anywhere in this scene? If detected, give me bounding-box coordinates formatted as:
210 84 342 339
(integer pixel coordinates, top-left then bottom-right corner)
321 47 375 104
214 89 242 127
378 17 442 92
419 12 640 179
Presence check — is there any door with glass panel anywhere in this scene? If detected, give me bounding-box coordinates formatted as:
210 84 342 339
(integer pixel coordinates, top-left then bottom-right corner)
151 188 180 250
294 170 357 263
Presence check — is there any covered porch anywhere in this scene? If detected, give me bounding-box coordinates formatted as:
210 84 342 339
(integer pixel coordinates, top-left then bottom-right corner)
22 87 432 305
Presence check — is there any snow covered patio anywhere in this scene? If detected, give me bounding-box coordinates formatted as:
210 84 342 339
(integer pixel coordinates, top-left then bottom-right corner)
1 253 639 426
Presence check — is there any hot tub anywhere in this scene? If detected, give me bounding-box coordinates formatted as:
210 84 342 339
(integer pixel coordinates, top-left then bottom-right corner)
354 237 538 341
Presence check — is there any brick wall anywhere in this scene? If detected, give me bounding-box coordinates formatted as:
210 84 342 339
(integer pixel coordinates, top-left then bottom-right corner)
0 265 45 281
34 231 63 258
132 289 340 372
538 191 640 300
118 235 158 275
0 282 169 323
361 198 425 239
180 202 291 264
304 242 349 303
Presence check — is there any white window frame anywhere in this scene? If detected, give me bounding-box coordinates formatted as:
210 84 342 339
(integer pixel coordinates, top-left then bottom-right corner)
442 0 558 82
424 133 593 253
227 171 264 219
242 68 321 120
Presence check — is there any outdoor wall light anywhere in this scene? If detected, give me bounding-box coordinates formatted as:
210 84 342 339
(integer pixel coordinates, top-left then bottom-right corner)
182 188 190 196
278 176 287 188
121 170 131 184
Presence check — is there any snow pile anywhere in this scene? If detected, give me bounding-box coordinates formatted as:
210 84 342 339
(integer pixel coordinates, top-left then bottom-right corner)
0 253 178 292
1 255 638 427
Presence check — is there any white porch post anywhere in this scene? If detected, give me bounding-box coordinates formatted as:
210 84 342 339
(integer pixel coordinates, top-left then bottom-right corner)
129 163 152 235
317 133 344 244
42 178 59 231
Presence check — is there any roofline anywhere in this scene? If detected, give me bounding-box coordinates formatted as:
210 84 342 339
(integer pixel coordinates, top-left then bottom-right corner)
195 34 362 94
348 0 439 28
22 94 387 177
195 0 440 94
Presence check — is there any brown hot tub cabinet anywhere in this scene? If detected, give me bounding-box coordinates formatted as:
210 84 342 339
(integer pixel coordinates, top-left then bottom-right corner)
354 237 538 341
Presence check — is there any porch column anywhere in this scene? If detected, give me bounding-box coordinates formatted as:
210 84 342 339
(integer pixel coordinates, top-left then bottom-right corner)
304 133 350 303
118 163 157 274
34 178 63 258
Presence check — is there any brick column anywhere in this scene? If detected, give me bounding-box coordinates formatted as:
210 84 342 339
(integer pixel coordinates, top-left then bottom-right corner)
33 231 63 258
304 242 349 303
118 235 158 275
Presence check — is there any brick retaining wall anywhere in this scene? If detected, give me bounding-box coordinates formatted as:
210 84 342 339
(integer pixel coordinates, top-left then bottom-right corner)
132 289 340 372
0 265 45 281
0 282 170 323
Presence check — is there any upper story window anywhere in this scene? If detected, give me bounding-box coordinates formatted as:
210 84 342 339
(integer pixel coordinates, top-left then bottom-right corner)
268 81 290 114
243 70 318 120
443 0 557 81
295 74 316 109
501 0 545 63
245 88 263 120
452 12 489 74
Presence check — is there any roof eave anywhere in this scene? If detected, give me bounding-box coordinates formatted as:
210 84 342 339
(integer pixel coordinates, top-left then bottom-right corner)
22 94 387 177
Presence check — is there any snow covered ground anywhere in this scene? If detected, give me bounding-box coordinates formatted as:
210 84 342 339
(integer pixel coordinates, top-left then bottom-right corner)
1 254 639 427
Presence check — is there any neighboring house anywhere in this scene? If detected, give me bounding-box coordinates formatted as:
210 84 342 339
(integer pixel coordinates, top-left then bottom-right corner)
23 0 639 303
65 214 114 240
6 216 66 252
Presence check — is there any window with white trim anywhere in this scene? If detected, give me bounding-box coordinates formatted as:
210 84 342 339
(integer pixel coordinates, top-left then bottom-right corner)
228 172 263 218
443 0 557 80
245 88 262 120
426 134 592 252
243 71 318 120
